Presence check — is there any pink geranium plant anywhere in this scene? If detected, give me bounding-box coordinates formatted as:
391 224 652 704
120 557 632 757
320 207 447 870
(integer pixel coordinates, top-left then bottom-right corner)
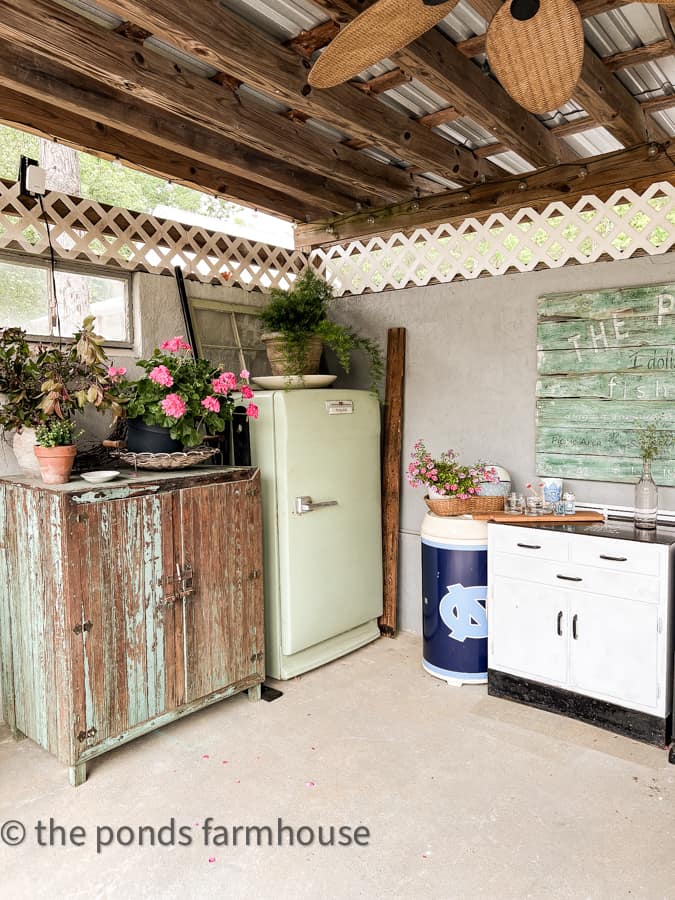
123 337 258 447
407 440 499 499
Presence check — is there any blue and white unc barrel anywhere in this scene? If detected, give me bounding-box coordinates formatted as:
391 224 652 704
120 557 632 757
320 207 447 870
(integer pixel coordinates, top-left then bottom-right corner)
421 514 488 685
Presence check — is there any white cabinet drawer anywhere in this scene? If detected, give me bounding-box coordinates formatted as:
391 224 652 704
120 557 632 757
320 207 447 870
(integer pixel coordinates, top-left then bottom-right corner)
492 552 661 603
569 534 662 577
489 524 569 562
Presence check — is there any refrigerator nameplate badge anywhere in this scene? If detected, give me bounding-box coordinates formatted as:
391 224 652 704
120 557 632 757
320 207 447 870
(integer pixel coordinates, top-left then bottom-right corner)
325 400 354 415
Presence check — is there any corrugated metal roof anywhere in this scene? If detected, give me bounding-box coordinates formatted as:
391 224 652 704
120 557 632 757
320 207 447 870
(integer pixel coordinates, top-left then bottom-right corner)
562 126 624 158
583 4 666 56
483 150 535 175
220 0 326 40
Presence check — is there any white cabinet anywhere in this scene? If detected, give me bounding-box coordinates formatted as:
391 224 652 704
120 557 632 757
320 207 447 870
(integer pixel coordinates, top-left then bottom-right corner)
568 591 659 710
490 576 568 686
487 524 674 745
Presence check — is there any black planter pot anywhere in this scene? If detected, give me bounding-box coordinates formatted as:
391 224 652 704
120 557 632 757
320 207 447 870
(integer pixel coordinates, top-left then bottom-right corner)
126 418 182 454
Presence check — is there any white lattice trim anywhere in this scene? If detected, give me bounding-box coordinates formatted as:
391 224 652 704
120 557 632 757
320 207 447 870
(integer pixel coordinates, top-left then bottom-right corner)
310 183 675 296
0 179 306 291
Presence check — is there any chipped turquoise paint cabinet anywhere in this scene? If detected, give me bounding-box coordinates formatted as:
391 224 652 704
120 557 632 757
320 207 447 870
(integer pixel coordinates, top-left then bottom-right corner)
0 468 264 785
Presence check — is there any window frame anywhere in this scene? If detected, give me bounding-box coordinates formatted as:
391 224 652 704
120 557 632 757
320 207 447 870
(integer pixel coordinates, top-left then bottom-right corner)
0 250 133 348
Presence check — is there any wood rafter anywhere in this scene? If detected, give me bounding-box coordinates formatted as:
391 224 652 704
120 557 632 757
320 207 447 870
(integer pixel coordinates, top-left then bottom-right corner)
352 68 412 95
90 0 497 185
309 0 573 167
0 40 368 215
0 0 433 207
296 142 675 246
285 21 340 59
603 39 675 73
417 108 461 128
0 86 320 221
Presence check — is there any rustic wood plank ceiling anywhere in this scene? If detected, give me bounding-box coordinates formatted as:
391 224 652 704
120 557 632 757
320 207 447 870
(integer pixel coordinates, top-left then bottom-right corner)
0 0 673 244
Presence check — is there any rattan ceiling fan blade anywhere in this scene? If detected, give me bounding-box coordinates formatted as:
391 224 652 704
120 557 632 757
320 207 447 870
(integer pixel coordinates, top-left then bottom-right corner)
486 0 584 115
308 0 459 89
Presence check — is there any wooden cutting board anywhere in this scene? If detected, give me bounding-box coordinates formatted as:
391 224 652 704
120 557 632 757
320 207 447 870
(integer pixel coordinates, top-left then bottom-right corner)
473 510 605 524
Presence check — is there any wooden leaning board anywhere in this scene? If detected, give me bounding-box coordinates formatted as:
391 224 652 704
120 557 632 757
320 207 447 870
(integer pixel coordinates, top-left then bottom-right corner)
472 510 605 523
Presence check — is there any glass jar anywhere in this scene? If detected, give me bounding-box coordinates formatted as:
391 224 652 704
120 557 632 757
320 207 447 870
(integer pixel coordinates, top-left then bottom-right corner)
634 459 658 530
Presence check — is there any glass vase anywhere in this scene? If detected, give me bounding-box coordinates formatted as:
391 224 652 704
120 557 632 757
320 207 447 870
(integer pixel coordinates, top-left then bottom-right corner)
634 458 658 530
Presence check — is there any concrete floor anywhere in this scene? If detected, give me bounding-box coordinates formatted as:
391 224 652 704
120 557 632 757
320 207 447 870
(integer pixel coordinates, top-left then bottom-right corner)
1 631 675 899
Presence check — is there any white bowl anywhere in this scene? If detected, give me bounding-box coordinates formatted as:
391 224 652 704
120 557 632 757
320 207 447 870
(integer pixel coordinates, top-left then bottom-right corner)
81 470 121 484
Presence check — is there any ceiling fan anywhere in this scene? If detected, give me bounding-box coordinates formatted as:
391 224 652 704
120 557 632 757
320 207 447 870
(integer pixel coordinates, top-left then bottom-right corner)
308 0 585 116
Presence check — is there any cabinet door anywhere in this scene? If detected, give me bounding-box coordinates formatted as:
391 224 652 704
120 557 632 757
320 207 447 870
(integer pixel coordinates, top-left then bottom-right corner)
569 591 659 711
490 575 569 686
179 477 264 703
70 492 179 747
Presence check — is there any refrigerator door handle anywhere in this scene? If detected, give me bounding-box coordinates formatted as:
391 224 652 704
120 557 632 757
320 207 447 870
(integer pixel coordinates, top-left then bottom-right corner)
294 495 339 515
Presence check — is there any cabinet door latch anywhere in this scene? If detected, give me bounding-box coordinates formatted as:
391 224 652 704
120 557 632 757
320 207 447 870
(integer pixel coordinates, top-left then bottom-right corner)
73 621 93 635
249 651 264 662
77 727 97 742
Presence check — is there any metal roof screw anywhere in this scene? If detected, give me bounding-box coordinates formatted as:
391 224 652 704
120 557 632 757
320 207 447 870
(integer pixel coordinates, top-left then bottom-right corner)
518 181 527 191
648 143 660 158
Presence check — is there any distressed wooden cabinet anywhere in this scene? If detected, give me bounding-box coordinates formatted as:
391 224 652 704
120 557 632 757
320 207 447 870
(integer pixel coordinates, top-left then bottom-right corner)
0 467 264 785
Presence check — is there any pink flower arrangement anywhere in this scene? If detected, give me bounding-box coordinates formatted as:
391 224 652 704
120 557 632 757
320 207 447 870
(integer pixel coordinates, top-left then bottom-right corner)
149 365 174 387
160 336 191 353
124 336 260 447
161 393 187 419
407 439 499 499
201 396 221 413
107 366 127 379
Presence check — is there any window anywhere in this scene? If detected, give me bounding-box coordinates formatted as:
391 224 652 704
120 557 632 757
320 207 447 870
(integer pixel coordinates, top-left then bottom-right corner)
189 297 270 376
0 255 131 345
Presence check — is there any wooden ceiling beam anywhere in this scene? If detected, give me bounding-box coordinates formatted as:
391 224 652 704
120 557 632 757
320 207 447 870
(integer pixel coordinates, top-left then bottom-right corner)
603 39 675 73
0 0 424 206
574 45 668 146
296 142 675 246
417 107 461 128
91 0 496 185
641 94 675 114
285 21 340 60
0 40 366 216
550 117 596 138
352 69 412 95
309 0 574 167
0 86 321 221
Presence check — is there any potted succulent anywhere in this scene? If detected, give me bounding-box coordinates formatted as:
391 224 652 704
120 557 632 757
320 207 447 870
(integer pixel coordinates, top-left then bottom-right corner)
121 336 258 452
0 318 125 472
33 418 81 484
259 270 384 390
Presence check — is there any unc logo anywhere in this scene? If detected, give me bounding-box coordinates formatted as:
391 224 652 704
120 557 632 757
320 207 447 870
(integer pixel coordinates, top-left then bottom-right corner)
439 584 488 643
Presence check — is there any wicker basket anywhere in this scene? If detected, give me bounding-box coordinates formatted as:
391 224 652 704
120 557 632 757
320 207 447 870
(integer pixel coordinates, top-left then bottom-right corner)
424 494 505 517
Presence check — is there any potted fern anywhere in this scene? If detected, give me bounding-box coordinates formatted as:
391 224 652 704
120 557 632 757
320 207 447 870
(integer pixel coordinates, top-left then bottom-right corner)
259 270 383 390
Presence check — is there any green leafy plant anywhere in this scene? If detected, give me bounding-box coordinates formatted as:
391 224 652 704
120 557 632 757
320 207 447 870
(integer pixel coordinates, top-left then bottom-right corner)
122 336 258 448
636 422 672 462
259 270 384 390
35 418 80 447
0 317 126 432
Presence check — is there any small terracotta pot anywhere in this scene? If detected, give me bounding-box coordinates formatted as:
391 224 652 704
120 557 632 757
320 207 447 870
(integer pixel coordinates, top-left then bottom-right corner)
34 445 77 485
261 332 323 376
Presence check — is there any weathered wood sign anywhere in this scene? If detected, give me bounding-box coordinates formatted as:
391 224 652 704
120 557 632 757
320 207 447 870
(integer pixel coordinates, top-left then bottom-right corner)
536 282 675 485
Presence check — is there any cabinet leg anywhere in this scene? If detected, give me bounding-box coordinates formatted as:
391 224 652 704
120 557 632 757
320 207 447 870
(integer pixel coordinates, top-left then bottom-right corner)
68 762 87 787
247 683 262 703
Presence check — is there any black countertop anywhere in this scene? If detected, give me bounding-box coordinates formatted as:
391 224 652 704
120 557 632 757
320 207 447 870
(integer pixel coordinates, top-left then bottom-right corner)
507 518 675 546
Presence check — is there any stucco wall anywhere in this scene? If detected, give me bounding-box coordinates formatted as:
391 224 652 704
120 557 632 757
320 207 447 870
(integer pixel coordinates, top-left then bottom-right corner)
330 253 675 633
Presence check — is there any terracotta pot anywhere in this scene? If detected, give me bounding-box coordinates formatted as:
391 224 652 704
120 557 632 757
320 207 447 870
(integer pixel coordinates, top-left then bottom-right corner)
261 332 323 376
34 445 77 485
13 427 41 475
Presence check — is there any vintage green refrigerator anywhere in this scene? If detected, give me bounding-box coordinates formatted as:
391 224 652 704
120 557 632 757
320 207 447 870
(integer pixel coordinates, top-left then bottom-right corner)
248 389 383 679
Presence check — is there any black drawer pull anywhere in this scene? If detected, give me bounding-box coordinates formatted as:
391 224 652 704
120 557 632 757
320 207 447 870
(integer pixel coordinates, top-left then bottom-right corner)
572 614 579 640
556 610 563 636
599 554 627 562
517 542 541 550
556 574 583 582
